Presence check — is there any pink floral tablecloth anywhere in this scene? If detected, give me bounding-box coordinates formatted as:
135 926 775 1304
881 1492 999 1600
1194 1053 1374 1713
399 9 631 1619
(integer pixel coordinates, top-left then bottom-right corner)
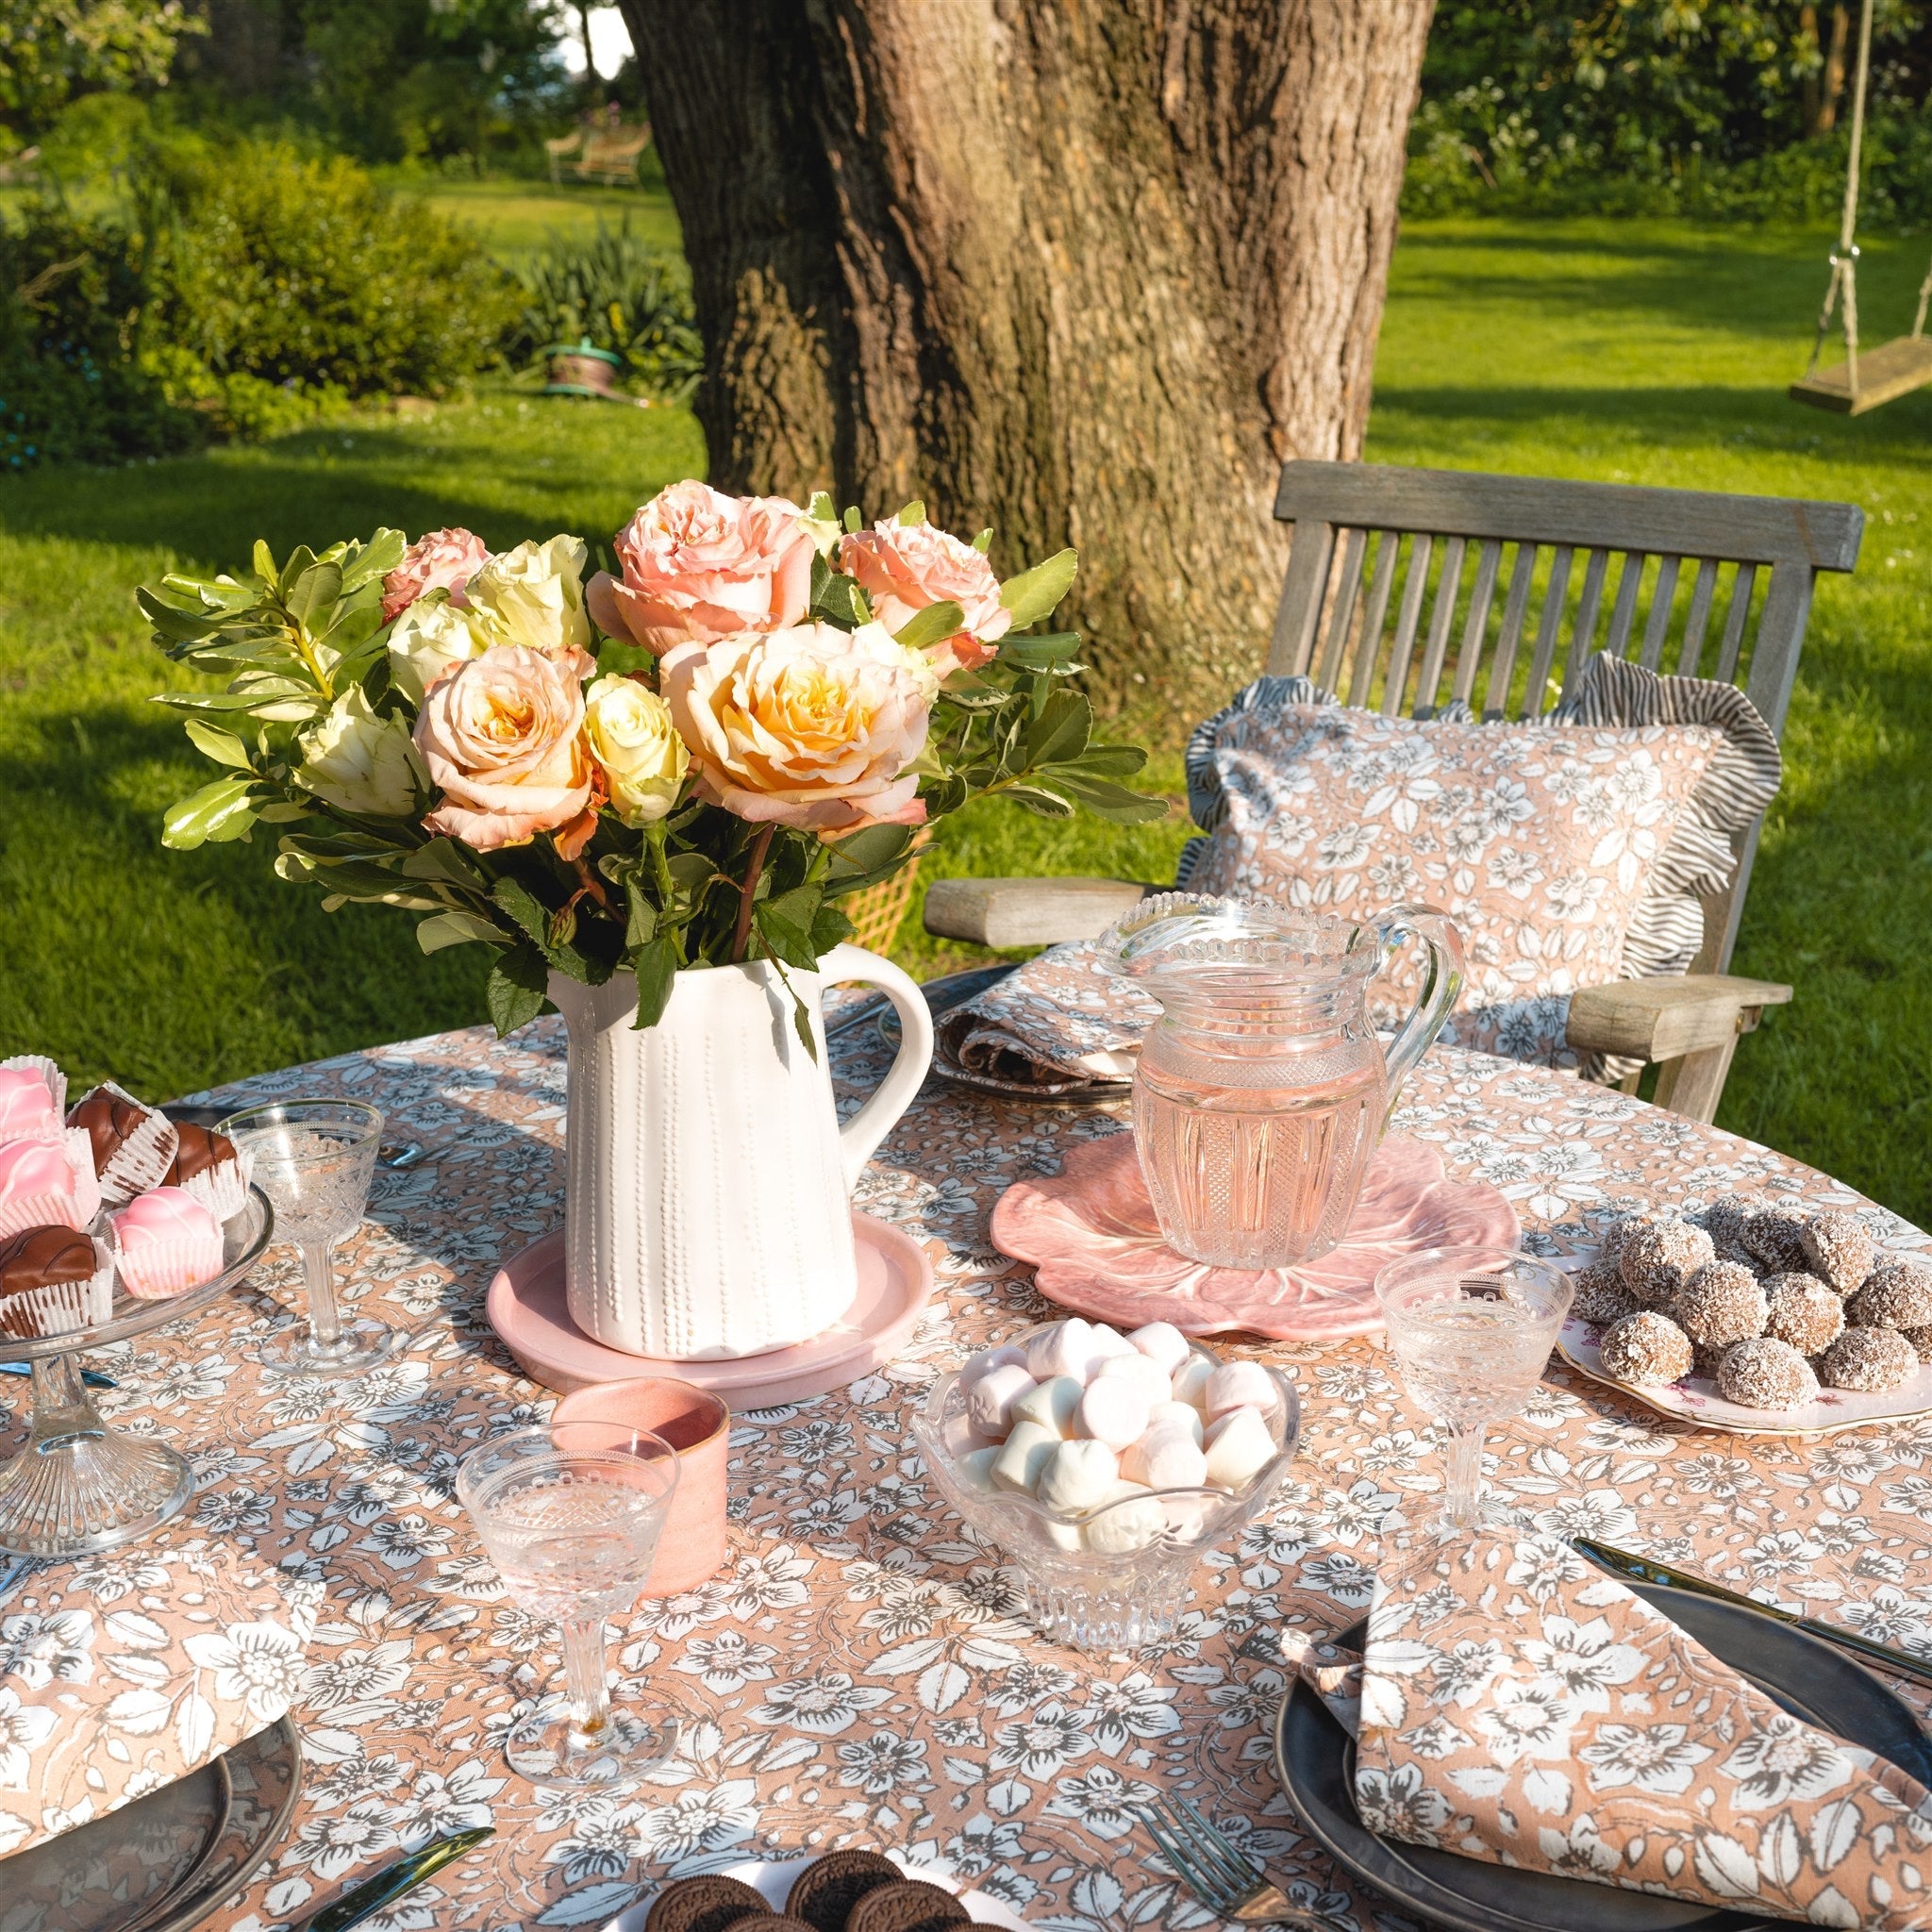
5 1020 1926 1932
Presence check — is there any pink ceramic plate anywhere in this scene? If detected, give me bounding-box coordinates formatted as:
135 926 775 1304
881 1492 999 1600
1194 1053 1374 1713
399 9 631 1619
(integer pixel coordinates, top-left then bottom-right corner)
990 1132 1518 1341
487 1212 935 1405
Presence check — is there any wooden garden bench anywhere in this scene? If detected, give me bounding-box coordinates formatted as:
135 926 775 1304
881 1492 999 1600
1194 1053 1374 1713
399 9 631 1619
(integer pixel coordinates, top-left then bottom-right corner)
925 461 1865 1123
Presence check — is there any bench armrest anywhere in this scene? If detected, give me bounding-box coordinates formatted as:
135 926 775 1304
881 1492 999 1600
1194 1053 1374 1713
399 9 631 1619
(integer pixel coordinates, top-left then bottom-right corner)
1565 973 1793 1062
922 876 1158 949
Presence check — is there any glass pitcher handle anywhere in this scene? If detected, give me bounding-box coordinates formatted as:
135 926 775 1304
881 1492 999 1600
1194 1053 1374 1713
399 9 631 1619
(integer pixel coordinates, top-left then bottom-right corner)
1373 904 1467 1112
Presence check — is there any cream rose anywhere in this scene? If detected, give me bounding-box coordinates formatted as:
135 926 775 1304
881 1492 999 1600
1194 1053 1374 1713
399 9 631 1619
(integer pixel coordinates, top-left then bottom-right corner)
588 480 815 651
295 687 426 817
660 621 930 834
381 526 489 624
464 535 594 678
583 675 689 826
387 595 497 704
840 517 1012 675
414 644 593 852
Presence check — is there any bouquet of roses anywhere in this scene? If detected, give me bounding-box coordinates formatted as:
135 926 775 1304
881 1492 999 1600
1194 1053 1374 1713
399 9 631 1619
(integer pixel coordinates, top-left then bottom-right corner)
140 481 1161 1040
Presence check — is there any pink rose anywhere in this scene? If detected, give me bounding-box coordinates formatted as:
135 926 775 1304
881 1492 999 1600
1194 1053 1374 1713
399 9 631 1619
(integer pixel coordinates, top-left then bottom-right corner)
587 480 815 651
382 527 491 624
839 518 1012 675
661 621 930 836
413 644 593 853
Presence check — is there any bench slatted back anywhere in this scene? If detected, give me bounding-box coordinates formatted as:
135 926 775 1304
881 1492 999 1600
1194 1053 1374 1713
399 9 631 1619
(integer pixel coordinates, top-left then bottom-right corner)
1265 461 1862 973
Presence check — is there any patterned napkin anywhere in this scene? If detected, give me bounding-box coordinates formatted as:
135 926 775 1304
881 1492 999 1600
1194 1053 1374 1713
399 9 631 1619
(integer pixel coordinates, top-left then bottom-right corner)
0 1539 319 1858
1293 1527 1932 1928
936 941 1156 1084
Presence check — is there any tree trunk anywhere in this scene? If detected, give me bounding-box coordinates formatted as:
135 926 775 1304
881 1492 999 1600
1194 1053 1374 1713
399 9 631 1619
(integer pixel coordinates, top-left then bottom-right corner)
617 0 1435 718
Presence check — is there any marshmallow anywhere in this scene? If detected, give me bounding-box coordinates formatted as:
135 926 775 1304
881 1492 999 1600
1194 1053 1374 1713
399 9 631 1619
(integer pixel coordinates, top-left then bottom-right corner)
1024 1319 1094 1383
1147 1399 1206 1446
991 1420 1058 1494
1121 1426 1208 1490
1010 1374 1084 1439
1203 1406 1277 1491
1037 1439 1120 1514
1085 1480 1166 1555
1128 1321 1191 1374
1078 1324 1138 1375
959 1343 1027 1391
1074 1377 1151 1452
1170 1354 1215 1409
1206 1359 1278 1419
1093 1350 1171 1407
955 1446 1003 1493
966 1363 1038 1435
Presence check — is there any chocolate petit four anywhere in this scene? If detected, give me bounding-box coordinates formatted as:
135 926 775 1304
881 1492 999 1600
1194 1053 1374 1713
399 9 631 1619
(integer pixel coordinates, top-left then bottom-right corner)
67 1081 178 1204
0 1224 110 1337
163 1123 250 1221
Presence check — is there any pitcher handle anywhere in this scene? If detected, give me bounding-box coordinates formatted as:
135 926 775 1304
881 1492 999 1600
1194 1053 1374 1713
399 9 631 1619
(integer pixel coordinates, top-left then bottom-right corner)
819 943 936 1191
1374 904 1467 1113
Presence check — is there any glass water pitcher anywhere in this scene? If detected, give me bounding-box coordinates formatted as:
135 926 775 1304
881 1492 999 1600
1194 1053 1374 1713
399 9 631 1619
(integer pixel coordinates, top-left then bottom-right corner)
1098 894 1466 1269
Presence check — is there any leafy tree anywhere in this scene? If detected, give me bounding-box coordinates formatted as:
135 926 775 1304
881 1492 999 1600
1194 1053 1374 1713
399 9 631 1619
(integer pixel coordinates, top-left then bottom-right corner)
0 0 206 136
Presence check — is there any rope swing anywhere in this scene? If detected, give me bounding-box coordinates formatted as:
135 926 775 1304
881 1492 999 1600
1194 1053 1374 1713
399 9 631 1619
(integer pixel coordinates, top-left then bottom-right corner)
1790 0 1932 411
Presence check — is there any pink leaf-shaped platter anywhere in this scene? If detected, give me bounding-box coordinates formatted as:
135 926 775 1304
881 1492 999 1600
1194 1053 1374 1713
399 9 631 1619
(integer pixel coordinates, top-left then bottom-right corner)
990 1132 1519 1341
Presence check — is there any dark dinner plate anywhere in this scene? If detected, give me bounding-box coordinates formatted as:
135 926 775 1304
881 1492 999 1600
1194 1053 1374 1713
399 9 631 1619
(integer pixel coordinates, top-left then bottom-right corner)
1274 1581 1932 1932
1 1715 302 1932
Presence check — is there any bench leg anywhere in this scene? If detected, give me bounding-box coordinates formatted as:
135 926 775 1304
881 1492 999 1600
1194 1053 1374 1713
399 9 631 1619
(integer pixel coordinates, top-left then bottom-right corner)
1651 1036 1740 1124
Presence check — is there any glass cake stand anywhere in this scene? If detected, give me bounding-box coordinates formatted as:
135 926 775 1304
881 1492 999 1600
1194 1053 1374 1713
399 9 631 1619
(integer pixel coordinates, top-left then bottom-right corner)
0 1188 273 1558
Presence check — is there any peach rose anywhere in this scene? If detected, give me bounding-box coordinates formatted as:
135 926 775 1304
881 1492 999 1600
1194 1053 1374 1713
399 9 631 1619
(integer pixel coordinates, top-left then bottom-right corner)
382 527 490 624
413 644 592 853
840 517 1012 675
588 480 815 651
660 621 930 835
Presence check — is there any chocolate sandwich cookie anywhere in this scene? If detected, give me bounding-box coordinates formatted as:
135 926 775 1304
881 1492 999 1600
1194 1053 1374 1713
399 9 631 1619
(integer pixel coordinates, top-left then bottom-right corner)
845 1880 971 1932
785 1851 906 1932
645 1875 771 1932
721 1915 819 1932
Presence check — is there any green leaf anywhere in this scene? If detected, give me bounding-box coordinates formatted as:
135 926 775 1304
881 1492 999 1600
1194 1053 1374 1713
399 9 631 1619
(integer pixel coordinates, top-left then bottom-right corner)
810 569 871 629
995 631 1082 672
487 943 550 1036
491 876 551 949
340 528 406 591
841 505 862 534
1021 691 1093 771
416 910 508 955
284 561 343 636
895 499 926 526
1045 771 1173 823
276 545 318 599
1001 782 1075 820
252 539 278 585
892 600 965 653
805 491 838 525
998 549 1078 628
161 777 259 850
755 885 823 970
183 719 255 771
629 933 678 1028
665 852 717 890
972 528 993 554
823 824 915 876
791 992 817 1060
625 880 658 949
1063 742 1148 778
400 838 487 886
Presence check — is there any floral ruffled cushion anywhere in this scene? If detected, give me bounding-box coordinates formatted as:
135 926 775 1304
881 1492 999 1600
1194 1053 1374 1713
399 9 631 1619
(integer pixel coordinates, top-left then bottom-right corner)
1177 651 1782 1069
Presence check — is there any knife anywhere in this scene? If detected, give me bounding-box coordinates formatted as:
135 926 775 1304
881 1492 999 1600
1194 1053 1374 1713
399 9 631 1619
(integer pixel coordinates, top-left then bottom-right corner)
299 1826 494 1932
1575 1538 1932 1689
0 1361 116 1390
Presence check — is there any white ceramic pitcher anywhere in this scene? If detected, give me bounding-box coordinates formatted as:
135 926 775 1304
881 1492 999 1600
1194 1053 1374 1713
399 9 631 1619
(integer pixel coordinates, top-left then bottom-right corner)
546 945 934 1360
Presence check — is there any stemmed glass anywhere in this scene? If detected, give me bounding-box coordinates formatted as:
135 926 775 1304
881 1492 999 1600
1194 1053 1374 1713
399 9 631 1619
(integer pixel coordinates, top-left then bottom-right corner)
458 1421 680 1786
218 1098 399 1374
1375 1246 1573 1530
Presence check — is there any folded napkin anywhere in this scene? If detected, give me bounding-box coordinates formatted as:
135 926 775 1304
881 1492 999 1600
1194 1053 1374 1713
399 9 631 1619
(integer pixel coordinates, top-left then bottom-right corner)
0 1539 318 1858
937 941 1156 1085
1293 1528 1932 1929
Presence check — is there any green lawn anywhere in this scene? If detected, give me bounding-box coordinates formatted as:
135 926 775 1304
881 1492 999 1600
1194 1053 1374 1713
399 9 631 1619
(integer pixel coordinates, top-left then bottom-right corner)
0 209 1926 1224
388 173 685 259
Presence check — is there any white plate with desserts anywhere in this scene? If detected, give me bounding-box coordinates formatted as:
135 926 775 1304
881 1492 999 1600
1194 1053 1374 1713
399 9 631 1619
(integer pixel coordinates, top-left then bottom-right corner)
609 1851 1030 1932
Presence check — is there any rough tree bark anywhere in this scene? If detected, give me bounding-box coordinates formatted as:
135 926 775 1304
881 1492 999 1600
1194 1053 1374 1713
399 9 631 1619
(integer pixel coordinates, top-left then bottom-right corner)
617 0 1435 716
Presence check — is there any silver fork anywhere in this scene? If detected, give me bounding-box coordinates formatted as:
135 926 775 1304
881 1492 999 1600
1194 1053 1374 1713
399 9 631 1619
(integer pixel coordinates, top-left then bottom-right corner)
1140 1794 1353 1931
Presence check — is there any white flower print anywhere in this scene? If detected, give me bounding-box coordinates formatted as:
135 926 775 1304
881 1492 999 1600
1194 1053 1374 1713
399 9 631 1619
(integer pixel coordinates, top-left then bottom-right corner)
836 1730 929 1794
1472 1678 1576 1766
749 1672 892 1736
1517 1615 1644 1713
634 1779 759 1861
1046 1763 1158 1839
1316 823 1373 869
286 1800 398 1882
183 1619 308 1722
1578 1722 1712 1795
674 1631 778 1694
989 1701 1094 1779
1716 1714 1856 1809
0 1691 56 1788
1355 1760 1452 1845
1535 1816 1621 1881
0 1611 94 1690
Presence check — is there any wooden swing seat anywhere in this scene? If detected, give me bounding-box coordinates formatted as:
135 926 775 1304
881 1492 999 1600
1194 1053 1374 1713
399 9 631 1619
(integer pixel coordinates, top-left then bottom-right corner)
1790 333 1932 413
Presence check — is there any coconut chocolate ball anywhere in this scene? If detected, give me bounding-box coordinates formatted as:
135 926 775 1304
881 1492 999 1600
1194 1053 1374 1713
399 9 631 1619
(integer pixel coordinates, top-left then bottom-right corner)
1717 1337 1820 1412
1618 1217 1717 1308
1690 1341 1730 1382
1847 1257 1932 1333
1820 1326 1919 1394
1800 1212 1875 1295
1742 1206 1811 1275
1762 1274 1845 1357
1905 1327 1932 1365
1571 1256 1636 1327
1699 1194 1757 1250
1673 1261 1767 1349
1600 1310 1694 1387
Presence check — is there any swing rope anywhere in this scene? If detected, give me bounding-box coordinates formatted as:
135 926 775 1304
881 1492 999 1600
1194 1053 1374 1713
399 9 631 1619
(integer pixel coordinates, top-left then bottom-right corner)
1803 0 1876 389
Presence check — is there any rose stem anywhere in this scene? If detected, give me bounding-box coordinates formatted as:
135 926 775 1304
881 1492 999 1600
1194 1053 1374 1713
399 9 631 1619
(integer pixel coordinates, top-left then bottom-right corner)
729 823 776 963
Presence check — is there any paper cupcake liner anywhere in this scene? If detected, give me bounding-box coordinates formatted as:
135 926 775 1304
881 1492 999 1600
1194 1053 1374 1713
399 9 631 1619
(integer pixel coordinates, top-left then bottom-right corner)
177 1147 252 1225
0 1055 66 1145
110 1224 225 1300
70 1082 179 1207
0 1239 113 1339
0 1128 103 1241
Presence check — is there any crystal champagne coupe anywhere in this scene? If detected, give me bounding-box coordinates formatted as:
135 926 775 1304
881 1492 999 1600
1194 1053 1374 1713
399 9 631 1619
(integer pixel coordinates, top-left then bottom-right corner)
458 1421 680 1785
219 1098 397 1374
1375 1246 1573 1529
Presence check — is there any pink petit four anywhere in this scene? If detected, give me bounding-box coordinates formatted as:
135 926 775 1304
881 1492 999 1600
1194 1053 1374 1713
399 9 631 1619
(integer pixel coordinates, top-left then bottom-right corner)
0 1129 102 1240
111 1187 224 1299
0 1058 63 1142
